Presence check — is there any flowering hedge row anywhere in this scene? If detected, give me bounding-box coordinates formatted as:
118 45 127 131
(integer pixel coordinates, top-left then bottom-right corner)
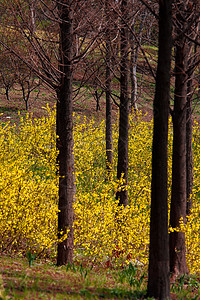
0 107 199 273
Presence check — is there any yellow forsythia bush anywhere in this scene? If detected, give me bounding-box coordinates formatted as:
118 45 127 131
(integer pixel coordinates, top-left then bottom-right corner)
0 107 199 273
0 107 59 256
74 113 200 273
73 114 152 268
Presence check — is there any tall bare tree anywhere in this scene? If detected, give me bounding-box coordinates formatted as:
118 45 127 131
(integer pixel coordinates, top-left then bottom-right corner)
105 0 113 174
169 0 200 276
169 0 198 276
129 4 146 111
56 0 75 266
116 0 129 207
147 0 172 298
186 11 200 216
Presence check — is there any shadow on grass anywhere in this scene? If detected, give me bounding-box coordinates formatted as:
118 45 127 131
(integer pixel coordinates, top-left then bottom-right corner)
5 284 147 299
3 268 147 299
92 287 146 299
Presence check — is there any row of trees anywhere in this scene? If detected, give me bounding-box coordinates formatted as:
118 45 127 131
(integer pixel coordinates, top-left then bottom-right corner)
149 0 199 298
0 0 200 299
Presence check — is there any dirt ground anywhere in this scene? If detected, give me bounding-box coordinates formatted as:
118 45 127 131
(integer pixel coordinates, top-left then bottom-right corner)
0 83 153 126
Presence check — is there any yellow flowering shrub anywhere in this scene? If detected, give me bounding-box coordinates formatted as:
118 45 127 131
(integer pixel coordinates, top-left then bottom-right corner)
0 107 199 273
0 107 59 256
73 114 152 267
186 123 200 273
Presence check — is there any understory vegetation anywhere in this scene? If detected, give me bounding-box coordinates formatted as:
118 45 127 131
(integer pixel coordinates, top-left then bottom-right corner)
0 106 199 278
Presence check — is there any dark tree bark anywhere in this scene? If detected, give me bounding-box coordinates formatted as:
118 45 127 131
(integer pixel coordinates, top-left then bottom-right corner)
170 44 188 276
169 1 190 276
185 12 199 215
105 60 113 171
105 0 113 174
94 90 102 111
147 0 172 299
116 0 129 207
56 0 75 266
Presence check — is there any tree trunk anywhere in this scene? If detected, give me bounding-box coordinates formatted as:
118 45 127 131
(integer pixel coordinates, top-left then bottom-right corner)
105 62 113 170
169 1 190 276
130 8 146 111
186 61 194 216
116 0 129 207
56 0 75 266
130 21 137 111
185 15 198 215
130 64 137 111
105 0 113 174
147 0 172 299
29 0 36 34
170 44 188 275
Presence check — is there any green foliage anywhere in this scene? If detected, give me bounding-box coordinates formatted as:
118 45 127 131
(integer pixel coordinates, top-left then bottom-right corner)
66 263 89 280
117 263 145 290
171 274 200 299
26 251 36 267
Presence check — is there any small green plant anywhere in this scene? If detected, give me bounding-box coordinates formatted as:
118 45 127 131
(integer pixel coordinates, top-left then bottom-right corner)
66 262 76 272
26 251 36 267
117 262 145 289
171 274 200 299
66 263 88 280
171 274 186 293
188 276 200 290
79 263 88 280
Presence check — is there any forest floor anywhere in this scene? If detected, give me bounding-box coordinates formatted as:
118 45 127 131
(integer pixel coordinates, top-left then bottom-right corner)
0 255 147 300
0 73 154 127
1 254 200 299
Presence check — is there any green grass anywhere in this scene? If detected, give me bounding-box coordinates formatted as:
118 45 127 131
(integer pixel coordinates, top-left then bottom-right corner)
1 255 199 299
1 255 149 299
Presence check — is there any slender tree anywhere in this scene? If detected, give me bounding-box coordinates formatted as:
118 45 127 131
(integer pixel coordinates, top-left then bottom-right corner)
169 0 200 274
105 0 113 174
169 0 194 276
56 0 75 266
186 53 194 216
186 9 199 215
130 5 146 111
147 0 172 298
116 0 129 207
